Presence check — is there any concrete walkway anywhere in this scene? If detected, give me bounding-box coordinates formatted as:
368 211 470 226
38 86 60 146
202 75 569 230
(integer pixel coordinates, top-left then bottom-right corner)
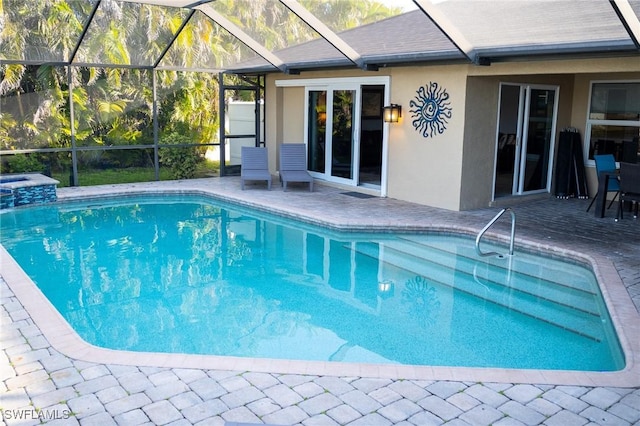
2 178 639 425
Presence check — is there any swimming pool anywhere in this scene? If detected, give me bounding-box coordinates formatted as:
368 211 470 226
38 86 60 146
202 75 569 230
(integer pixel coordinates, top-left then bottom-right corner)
0 194 625 372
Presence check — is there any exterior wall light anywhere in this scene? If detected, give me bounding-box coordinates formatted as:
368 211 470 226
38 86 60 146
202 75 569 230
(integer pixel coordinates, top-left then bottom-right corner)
383 104 402 123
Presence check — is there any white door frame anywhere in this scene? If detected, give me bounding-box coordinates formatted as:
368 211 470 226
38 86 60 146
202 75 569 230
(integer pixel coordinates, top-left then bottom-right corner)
276 76 390 196
493 82 559 198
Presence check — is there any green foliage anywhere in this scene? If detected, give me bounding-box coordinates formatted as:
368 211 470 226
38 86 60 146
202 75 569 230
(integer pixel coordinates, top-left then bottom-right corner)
0 111 18 149
1 154 44 174
159 132 202 180
0 152 65 175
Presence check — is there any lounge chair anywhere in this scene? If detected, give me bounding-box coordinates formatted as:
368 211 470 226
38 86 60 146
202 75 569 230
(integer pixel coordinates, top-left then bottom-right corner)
241 146 271 190
279 143 314 192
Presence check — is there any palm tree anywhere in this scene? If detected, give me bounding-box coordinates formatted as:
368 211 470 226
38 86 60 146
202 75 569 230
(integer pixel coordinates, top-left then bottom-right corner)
1 0 91 151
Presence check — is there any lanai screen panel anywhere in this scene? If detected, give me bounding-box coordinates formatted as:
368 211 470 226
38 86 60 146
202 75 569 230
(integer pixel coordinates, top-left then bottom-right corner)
74 1 191 67
209 0 320 51
311 0 425 57
158 10 275 72
337 10 462 61
432 0 637 54
201 0 352 68
0 0 96 63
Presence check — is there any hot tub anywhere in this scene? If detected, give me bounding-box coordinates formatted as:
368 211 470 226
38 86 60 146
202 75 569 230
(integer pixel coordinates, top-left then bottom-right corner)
0 173 59 209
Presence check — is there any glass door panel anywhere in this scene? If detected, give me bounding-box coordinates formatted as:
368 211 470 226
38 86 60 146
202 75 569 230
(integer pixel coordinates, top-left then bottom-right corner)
520 88 556 192
308 91 327 173
359 86 384 186
495 85 522 198
331 90 355 179
494 84 558 198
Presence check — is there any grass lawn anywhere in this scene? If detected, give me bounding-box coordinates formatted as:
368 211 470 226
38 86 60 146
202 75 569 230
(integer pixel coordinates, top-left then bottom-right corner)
53 161 220 188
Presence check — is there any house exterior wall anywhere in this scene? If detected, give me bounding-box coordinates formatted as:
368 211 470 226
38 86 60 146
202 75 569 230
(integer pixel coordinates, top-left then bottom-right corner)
460 77 498 210
265 57 639 211
467 58 640 203
274 86 305 169
460 73 576 210
385 66 467 210
281 86 305 144
570 70 640 196
267 67 469 211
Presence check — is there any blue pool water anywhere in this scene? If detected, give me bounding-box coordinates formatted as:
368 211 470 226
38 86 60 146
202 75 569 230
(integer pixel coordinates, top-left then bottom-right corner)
0 195 624 371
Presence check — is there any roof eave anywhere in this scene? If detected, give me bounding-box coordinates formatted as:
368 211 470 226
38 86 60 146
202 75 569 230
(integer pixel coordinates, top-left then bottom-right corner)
476 41 639 61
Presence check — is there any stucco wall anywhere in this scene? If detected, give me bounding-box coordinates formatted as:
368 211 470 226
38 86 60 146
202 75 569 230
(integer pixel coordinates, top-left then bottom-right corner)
265 57 639 211
268 66 474 211
273 86 305 170
385 66 467 210
280 87 305 144
459 77 498 210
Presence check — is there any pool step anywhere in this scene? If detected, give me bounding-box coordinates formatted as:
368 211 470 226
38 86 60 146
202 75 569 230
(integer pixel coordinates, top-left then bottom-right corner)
391 237 600 314
354 241 605 341
401 235 595 293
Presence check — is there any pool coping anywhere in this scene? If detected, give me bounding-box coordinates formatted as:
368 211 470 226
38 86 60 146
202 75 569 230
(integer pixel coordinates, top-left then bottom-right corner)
2 181 639 388
0 172 59 189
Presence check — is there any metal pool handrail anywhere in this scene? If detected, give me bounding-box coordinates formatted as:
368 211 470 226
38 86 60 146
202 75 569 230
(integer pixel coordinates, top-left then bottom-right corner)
475 207 516 258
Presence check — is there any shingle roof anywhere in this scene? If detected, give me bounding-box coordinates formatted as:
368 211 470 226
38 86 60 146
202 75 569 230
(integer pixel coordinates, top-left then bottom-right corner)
233 10 465 73
438 0 636 53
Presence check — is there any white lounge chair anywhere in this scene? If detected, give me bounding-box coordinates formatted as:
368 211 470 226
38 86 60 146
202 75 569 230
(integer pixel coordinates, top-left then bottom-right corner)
280 143 314 192
241 146 271 190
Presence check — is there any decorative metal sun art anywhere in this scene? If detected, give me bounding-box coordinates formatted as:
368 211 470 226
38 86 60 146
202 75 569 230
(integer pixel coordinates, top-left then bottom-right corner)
409 82 452 138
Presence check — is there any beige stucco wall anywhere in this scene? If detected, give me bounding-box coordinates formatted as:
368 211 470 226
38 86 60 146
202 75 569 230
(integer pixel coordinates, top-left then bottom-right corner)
385 66 467 210
280 87 305 144
272 86 305 169
265 57 639 211
267 67 470 210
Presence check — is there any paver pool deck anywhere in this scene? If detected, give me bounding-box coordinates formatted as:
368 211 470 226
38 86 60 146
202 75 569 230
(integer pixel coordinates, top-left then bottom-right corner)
1 177 639 425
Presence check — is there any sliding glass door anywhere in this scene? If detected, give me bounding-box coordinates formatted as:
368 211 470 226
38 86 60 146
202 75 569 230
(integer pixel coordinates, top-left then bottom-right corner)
308 87 357 184
494 83 559 198
307 84 385 188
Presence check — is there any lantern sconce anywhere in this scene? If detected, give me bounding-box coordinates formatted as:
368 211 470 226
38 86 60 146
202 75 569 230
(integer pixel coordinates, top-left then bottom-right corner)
383 104 402 123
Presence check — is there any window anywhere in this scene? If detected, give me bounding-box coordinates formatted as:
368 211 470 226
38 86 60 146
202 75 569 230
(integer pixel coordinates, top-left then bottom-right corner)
586 82 640 163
